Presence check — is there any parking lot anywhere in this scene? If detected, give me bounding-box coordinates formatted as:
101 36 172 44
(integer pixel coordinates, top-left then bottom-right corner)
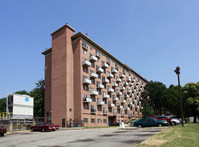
0 127 164 147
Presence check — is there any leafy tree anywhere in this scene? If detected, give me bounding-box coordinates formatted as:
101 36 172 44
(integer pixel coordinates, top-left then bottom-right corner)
142 81 167 115
0 98 6 113
142 100 154 117
15 90 29 95
163 84 180 116
182 82 199 123
29 80 45 117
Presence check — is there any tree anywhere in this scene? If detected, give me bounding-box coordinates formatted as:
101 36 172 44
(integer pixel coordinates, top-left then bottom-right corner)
182 82 199 123
29 80 45 117
163 84 180 116
15 90 29 95
142 81 167 115
142 100 154 117
0 98 6 113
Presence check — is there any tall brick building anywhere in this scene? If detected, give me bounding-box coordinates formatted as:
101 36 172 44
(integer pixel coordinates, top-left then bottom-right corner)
42 24 148 127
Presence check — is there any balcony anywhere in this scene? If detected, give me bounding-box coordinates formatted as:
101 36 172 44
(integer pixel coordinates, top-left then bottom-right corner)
141 84 144 87
112 82 118 87
108 103 115 107
102 62 109 68
127 90 132 93
97 101 105 105
133 89 136 93
123 82 129 86
83 98 92 103
121 99 126 103
108 88 114 93
113 97 119 101
131 93 134 96
130 83 134 86
113 110 117 116
96 67 104 73
102 78 109 83
128 102 133 105
120 106 123 109
111 68 118 73
127 107 130 110
116 78 122 82
124 94 129 98
120 73 125 78
103 93 110 99
132 79 136 82
103 109 107 115
120 87 126 91
127 76 131 82
90 72 98 78
83 78 91 85
139 101 141 104
97 83 104 89
128 113 132 117
90 89 98 96
90 55 98 62
107 73 114 78
82 60 91 67
117 91 122 95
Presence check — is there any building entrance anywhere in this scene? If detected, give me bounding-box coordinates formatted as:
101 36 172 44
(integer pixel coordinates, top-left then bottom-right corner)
108 116 116 126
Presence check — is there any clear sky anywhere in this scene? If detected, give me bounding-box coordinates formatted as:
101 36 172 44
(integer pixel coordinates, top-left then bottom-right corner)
0 0 199 98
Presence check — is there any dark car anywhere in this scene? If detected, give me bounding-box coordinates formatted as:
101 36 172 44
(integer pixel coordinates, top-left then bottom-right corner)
134 117 169 128
31 122 59 132
0 126 7 136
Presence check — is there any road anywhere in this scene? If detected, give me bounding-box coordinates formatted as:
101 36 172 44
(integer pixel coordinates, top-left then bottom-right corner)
0 127 163 147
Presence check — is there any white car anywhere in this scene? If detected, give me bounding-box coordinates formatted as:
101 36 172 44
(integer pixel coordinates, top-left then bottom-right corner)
171 118 181 125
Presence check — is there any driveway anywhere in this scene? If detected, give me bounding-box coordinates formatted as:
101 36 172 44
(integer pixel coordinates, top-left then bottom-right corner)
0 127 164 147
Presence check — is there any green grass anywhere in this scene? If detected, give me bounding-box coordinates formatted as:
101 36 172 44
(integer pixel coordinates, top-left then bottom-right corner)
136 123 199 147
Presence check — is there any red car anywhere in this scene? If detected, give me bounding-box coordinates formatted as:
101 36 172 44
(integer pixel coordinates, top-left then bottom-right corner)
0 126 7 136
149 115 172 125
31 122 59 132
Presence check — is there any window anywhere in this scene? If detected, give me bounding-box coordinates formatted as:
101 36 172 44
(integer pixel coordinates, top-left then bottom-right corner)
90 46 93 50
84 118 88 123
83 66 88 73
103 119 107 124
91 95 95 102
82 40 87 49
97 119 102 123
91 62 94 67
97 105 102 111
103 83 106 89
83 49 87 54
83 84 88 91
102 53 104 58
96 50 100 57
84 103 89 109
91 118 95 123
97 89 101 95
91 78 95 84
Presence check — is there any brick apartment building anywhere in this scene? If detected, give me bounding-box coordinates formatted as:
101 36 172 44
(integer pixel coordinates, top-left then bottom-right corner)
42 24 148 127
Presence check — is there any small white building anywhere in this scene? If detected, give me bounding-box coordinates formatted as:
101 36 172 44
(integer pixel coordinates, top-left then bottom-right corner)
7 94 34 119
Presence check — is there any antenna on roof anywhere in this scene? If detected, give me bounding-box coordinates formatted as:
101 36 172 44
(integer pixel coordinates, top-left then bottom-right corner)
86 33 88 36
46 48 48 50
65 22 68 25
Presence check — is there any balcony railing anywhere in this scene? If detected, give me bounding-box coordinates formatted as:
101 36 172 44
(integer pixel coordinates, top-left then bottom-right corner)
120 87 126 91
97 101 105 105
127 76 131 82
123 82 128 86
82 60 91 67
120 73 125 78
97 83 104 89
113 97 119 101
124 94 129 98
117 91 122 95
91 109 96 114
112 82 118 87
121 99 126 103
102 78 109 83
116 78 122 82
102 62 109 68
96 67 104 73
111 68 118 73
90 89 98 95
90 55 98 62
83 78 91 85
108 88 114 93
107 73 114 78
103 93 110 99
90 72 98 78
120 106 123 109
83 98 92 103
130 83 134 86
108 103 115 107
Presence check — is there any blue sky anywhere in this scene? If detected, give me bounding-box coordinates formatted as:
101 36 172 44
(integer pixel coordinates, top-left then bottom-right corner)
0 0 199 98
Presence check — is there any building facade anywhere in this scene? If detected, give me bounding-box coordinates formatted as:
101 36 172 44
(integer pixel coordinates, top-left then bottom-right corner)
42 24 148 127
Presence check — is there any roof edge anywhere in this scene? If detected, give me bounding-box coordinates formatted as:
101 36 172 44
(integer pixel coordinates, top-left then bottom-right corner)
42 48 52 55
51 24 75 36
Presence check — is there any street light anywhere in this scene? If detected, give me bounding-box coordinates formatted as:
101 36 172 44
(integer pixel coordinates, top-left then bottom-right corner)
174 66 184 127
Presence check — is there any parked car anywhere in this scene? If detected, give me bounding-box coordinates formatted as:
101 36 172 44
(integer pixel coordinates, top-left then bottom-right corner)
171 118 181 125
149 115 172 125
134 117 169 128
31 122 59 132
0 126 7 136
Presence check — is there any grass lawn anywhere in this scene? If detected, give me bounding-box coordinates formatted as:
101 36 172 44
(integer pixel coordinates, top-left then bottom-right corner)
136 123 199 147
